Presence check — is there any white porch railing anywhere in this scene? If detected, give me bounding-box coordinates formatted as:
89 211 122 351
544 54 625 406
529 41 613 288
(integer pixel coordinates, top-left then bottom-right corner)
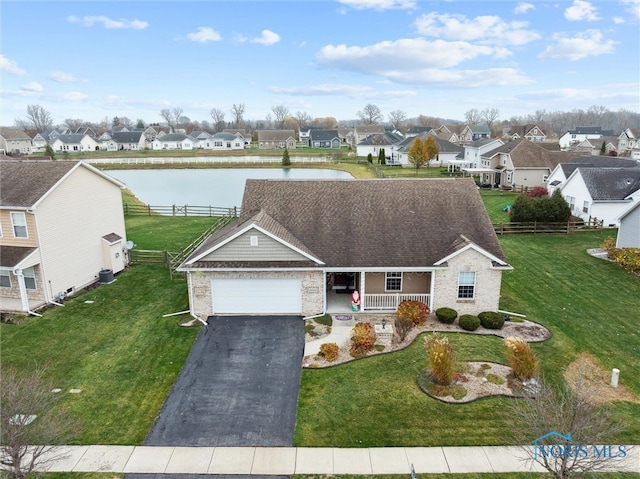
363 293 430 311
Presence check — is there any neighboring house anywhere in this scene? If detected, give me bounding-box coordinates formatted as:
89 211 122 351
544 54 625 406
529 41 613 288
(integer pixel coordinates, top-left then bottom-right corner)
151 133 195 150
356 131 402 158
177 178 512 318
559 167 640 226
0 159 128 313
206 132 245 150
616 202 640 248
222 129 251 146
50 134 99 153
461 138 504 169
257 130 296 149
0 128 32 155
31 128 70 152
406 126 432 136
507 125 547 143
558 126 614 150
431 124 462 145
459 124 491 144
74 127 97 137
352 125 385 147
107 131 146 151
476 139 564 189
299 126 322 144
189 131 212 148
392 134 463 167
309 129 341 149
546 156 638 195
337 127 354 146
617 128 639 153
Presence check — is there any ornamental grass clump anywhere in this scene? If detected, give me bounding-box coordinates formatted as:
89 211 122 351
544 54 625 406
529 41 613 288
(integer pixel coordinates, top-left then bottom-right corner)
349 322 376 358
504 337 538 380
425 333 456 386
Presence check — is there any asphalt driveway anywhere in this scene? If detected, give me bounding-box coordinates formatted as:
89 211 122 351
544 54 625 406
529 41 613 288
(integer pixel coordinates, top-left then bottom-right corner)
145 315 305 447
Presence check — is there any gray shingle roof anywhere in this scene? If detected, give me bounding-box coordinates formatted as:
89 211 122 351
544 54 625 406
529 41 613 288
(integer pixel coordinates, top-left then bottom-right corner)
155 133 189 142
54 134 86 143
309 129 339 141
579 167 640 200
111 131 143 143
185 178 507 269
0 128 31 141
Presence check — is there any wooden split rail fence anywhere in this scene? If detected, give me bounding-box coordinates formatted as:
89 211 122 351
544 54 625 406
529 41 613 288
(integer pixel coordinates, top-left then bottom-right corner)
123 203 239 217
493 219 604 235
129 213 238 277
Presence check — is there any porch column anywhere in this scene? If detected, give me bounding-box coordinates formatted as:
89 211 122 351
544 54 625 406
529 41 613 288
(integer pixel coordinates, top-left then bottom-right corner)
359 271 365 311
13 268 29 313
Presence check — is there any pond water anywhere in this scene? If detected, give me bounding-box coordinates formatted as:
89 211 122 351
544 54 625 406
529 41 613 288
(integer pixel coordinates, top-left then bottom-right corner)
108 168 353 208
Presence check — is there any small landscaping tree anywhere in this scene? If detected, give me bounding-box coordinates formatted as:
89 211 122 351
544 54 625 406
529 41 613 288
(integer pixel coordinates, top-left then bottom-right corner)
425 333 456 385
367 152 373 163
511 189 571 223
408 137 428 174
396 300 429 327
349 322 376 358
378 148 385 164
44 144 56 160
282 148 291 166
424 136 438 167
394 315 413 342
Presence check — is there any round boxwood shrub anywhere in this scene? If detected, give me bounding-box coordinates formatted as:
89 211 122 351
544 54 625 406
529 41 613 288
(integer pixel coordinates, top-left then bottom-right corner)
458 314 480 331
435 307 458 324
478 311 505 330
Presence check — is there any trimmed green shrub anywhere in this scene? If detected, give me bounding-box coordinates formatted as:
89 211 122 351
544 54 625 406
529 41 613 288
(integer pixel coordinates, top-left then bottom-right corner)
397 300 430 327
315 314 333 327
458 314 480 331
318 342 339 362
479 311 505 330
435 307 457 324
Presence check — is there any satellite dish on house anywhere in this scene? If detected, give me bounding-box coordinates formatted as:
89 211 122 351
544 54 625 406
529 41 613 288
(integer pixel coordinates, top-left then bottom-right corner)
125 241 135 250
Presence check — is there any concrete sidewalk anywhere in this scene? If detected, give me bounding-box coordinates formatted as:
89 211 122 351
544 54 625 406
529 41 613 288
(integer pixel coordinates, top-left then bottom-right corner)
36 445 639 475
304 315 355 357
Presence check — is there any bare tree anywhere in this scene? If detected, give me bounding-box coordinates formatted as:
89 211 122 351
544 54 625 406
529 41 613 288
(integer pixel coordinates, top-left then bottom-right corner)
416 115 440 128
210 108 225 132
504 376 627 479
465 109 481 125
15 105 53 133
312 117 338 129
388 109 407 131
481 108 500 130
357 103 383 125
1 367 78 479
231 103 246 129
295 111 312 129
63 118 86 131
159 108 184 132
159 109 173 131
271 105 290 129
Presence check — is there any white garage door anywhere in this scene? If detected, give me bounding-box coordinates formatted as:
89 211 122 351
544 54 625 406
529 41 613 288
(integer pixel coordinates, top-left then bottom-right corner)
211 278 302 314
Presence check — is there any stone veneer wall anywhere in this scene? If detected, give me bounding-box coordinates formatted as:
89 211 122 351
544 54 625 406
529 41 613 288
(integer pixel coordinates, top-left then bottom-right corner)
188 270 324 318
431 248 504 315
0 268 47 308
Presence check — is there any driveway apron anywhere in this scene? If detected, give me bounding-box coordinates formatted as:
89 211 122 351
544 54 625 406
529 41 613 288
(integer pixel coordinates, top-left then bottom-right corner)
144 315 304 447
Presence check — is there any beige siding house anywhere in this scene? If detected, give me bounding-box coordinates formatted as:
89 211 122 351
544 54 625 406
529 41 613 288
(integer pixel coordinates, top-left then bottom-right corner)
0 159 128 314
257 130 296 149
178 179 511 319
0 128 33 155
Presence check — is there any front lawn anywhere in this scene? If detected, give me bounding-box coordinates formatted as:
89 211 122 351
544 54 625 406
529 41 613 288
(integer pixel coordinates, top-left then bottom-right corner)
295 231 640 447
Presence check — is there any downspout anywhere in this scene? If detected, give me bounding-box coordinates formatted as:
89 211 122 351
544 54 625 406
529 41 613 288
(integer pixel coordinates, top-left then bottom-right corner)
13 268 42 317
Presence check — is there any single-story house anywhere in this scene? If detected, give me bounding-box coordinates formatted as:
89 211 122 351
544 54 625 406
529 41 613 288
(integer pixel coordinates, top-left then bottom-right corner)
177 178 512 319
0 159 128 313
257 130 296 149
391 135 463 168
356 131 403 159
308 129 341 149
559 167 640 226
50 134 99 153
152 134 195 150
206 132 245 150
106 131 146 151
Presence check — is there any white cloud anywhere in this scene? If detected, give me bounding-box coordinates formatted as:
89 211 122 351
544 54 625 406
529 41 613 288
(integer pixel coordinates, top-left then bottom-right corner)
514 3 535 14
337 0 416 11
49 70 77 83
251 30 280 46
21 82 43 93
60 91 89 101
613 16 625 24
67 15 148 30
186 27 222 43
620 0 640 20
269 83 417 100
539 30 616 60
414 13 540 46
564 0 600 21
0 55 26 75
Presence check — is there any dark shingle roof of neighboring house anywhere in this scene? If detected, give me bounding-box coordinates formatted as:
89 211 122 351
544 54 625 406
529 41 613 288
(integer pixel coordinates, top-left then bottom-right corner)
54 134 87 143
395 134 462 154
560 156 640 176
578 167 640 200
509 125 546 137
309 129 339 141
0 160 80 207
183 179 508 269
0 246 38 268
189 131 211 139
156 133 189 142
569 126 614 135
358 132 402 146
0 127 32 140
355 125 385 134
257 130 295 142
407 126 432 135
468 124 491 134
469 138 498 148
111 131 143 143
488 139 558 168
211 132 240 141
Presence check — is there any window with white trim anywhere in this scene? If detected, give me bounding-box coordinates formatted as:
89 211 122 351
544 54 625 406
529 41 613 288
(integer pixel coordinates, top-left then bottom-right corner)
0 271 10 288
457 271 476 299
583 201 589 214
385 272 402 291
23 267 36 290
11 212 27 238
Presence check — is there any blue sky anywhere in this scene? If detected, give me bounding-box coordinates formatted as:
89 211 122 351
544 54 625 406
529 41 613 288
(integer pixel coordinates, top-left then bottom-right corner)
2 0 639 126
